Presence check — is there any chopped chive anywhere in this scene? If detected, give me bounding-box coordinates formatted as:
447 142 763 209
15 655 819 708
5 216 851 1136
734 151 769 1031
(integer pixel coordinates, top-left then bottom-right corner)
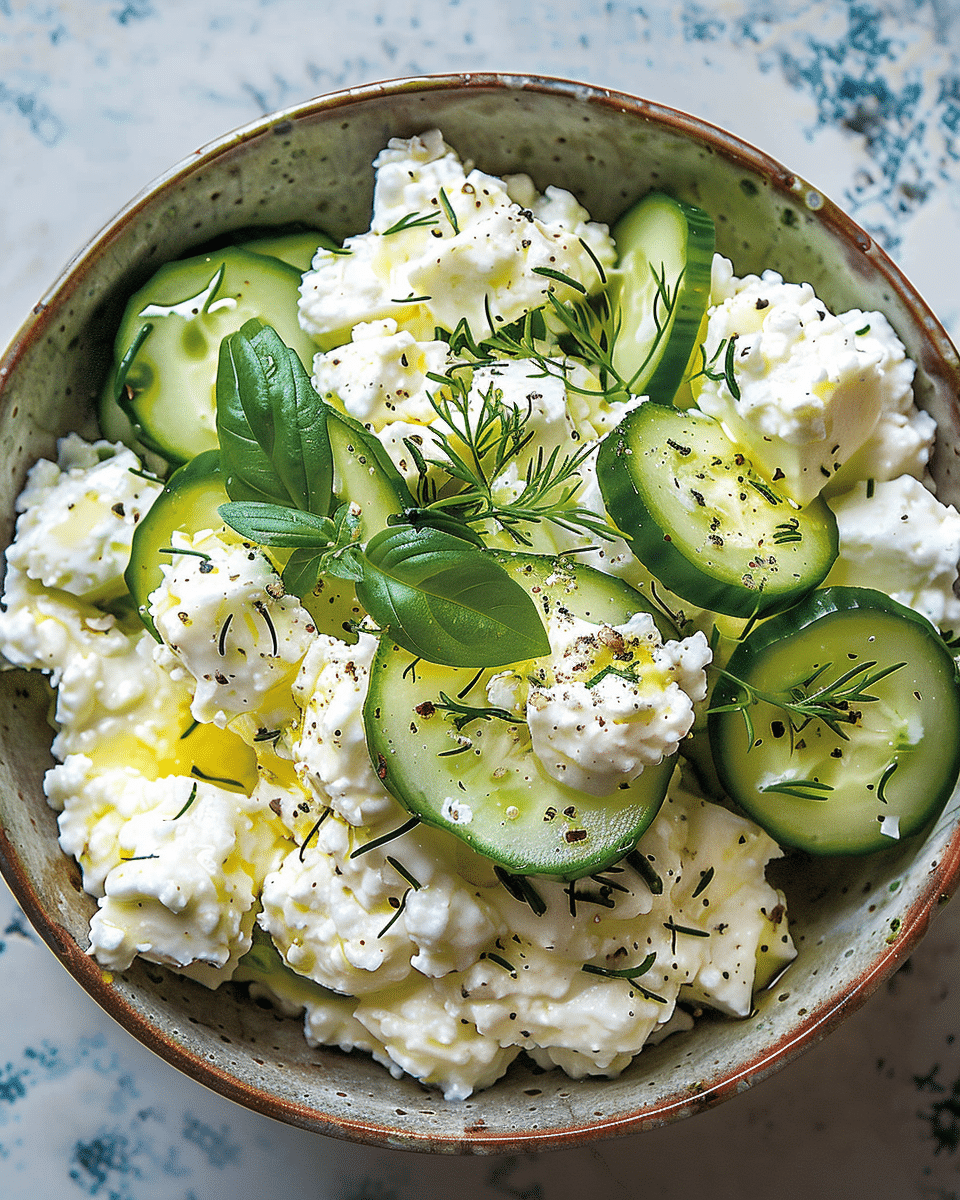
494 866 547 916
218 612 233 656
532 265 587 294
158 546 211 561
438 187 459 235
254 600 279 656
482 952 517 976
378 889 411 937
749 478 780 505
171 782 198 820
386 855 422 891
113 322 153 403
759 778 834 800
691 866 715 898
349 815 421 858
866 477 876 499
625 850 663 895
876 759 898 804
723 334 741 401
578 235 607 286
382 210 440 236
179 719 198 741
190 765 245 790
298 808 331 862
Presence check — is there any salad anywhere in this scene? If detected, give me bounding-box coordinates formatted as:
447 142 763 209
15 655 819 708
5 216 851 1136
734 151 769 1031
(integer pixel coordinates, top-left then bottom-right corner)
2 129 959 1101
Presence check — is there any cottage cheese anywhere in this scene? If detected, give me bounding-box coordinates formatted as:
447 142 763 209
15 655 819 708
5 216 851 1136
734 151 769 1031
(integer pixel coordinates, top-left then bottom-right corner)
8 132 945 1103
490 610 712 795
298 130 615 346
825 475 960 628
695 258 915 504
148 528 317 729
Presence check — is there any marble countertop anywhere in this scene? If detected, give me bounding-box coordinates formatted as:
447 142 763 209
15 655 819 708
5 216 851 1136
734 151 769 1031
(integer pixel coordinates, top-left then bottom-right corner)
1 2 959 1196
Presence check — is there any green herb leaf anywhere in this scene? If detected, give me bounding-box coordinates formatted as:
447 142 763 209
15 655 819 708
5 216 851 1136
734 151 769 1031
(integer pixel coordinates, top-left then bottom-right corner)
357 524 550 667
217 500 336 548
216 319 333 514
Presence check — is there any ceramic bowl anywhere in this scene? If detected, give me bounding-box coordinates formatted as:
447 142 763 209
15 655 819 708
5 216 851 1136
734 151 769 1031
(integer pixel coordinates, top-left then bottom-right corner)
1 73 959 1154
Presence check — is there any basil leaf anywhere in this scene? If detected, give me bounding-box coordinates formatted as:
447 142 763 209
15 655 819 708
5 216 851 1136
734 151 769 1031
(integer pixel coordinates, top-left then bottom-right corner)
218 501 335 548
216 319 333 514
357 525 549 667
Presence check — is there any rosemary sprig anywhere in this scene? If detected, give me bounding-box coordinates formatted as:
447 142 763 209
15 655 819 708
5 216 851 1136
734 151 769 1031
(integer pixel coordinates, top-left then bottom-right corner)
382 210 441 235
710 657 908 744
434 691 522 731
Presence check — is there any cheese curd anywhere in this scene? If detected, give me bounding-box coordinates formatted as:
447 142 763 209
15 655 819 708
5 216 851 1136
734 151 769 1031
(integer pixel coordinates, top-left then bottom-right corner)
695 257 916 504
4 434 162 601
11 131 949 1104
298 130 615 345
825 475 960 628
149 528 316 728
490 610 711 796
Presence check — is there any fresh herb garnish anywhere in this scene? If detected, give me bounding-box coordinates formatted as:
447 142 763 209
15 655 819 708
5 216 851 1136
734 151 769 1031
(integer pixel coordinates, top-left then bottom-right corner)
216 318 333 514
759 778 835 801
710 657 908 745
356 523 550 667
382 211 441 236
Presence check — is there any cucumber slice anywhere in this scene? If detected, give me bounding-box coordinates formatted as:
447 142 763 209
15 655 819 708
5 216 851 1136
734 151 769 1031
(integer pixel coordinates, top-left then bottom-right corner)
597 402 839 619
125 449 228 637
363 553 677 879
107 248 322 466
278 408 416 637
708 587 960 855
326 406 415 538
609 191 714 404
240 229 339 272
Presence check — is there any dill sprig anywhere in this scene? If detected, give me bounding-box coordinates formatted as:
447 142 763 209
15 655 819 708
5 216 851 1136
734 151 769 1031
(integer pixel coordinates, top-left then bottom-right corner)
709 657 907 746
410 370 618 546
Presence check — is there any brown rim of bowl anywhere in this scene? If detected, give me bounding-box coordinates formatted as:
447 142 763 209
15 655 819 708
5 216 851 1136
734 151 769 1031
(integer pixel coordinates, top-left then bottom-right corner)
1 71 960 1154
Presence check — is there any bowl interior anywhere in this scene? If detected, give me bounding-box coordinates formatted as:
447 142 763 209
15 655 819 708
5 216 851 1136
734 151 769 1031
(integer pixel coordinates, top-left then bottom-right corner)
1 74 959 1153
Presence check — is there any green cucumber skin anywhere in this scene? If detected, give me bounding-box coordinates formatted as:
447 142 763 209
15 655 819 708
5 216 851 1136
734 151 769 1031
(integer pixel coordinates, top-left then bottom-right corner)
110 248 322 466
708 586 960 856
609 191 714 404
325 406 414 536
597 403 839 619
240 229 339 272
363 553 676 880
125 449 227 639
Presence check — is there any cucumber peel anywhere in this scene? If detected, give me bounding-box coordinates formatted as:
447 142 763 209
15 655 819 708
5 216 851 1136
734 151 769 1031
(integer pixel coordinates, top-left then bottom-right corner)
609 191 714 404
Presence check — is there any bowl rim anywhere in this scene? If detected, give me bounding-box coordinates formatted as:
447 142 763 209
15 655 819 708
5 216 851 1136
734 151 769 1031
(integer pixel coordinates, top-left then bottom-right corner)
2 70 960 1154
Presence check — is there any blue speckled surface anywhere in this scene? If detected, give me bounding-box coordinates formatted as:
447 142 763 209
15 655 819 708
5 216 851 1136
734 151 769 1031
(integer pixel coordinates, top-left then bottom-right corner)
1 2 960 1196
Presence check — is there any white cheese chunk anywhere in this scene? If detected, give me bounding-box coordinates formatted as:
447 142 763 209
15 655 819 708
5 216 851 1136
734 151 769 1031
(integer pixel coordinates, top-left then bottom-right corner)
825 474 960 629
299 130 615 345
148 529 316 728
310 318 451 429
695 258 915 504
498 610 711 796
3 434 161 602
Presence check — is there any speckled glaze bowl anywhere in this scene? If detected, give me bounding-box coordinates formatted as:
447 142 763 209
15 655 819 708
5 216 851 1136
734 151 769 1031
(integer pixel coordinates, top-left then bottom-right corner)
1 73 959 1154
